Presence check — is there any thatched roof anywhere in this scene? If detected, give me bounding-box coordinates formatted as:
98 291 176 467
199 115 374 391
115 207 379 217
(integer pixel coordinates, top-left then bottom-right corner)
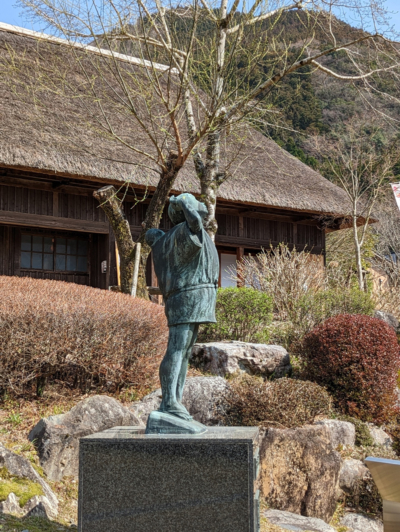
0 22 352 217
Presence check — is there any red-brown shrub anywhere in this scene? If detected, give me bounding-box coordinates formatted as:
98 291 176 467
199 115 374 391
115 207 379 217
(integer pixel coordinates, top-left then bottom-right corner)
298 314 400 424
0 276 168 397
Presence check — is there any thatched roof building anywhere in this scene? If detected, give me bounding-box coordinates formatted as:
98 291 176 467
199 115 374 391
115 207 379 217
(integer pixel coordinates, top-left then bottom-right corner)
0 22 352 215
0 22 352 290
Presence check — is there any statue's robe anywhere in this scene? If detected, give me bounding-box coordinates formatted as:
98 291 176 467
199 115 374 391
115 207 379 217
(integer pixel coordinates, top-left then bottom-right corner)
150 221 219 326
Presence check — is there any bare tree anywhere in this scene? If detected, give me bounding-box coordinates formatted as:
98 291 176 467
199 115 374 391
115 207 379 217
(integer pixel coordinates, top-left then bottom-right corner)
370 189 400 281
9 0 400 294
321 127 399 290
1 13 202 295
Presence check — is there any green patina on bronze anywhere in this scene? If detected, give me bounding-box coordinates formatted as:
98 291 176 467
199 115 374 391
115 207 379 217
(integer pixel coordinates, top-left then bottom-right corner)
145 193 219 432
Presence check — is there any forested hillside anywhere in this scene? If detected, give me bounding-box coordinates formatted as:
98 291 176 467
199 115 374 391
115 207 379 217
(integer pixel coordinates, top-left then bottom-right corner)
248 12 400 176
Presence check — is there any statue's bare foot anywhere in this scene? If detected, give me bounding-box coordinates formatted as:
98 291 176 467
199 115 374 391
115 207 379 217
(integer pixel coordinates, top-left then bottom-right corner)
158 401 192 421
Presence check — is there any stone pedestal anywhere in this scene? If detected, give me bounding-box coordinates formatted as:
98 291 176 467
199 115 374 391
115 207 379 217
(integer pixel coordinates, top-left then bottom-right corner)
78 426 260 532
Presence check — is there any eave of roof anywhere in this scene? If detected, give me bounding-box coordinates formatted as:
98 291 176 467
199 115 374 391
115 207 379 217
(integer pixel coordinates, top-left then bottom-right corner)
0 21 177 73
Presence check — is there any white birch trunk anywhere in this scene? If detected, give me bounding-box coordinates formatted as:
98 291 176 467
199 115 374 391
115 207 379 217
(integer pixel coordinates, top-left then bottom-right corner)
352 206 365 291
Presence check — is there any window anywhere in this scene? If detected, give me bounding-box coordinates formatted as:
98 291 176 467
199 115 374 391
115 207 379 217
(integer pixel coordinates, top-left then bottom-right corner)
21 235 88 272
220 253 237 288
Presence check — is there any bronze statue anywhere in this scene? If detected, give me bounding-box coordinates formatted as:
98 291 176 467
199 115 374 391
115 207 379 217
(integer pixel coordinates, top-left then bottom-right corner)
145 193 219 434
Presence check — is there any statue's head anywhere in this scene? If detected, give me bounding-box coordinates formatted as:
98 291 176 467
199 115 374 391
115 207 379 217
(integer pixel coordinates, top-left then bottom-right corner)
145 228 164 247
168 193 208 226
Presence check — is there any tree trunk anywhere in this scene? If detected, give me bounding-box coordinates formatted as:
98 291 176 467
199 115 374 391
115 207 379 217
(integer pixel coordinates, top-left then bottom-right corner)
94 153 182 298
352 211 365 291
201 130 221 240
93 186 136 294
135 153 183 296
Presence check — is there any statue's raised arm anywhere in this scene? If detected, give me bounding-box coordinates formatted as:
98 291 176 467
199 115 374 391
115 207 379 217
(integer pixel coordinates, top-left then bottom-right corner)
169 193 204 234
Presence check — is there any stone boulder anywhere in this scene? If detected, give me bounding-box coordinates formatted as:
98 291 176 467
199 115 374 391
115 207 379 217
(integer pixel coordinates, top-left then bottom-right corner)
0 443 58 519
374 310 399 332
129 389 162 425
340 513 383 532
29 395 142 481
182 376 230 425
130 376 229 426
264 510 336 532
339 459 369 492
367 424 393 449
190 341 291 378
315 419 356 448
259 424 341 522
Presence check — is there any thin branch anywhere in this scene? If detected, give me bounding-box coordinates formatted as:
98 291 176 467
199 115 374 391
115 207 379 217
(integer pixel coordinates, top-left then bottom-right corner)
226 3 301 34
311 59 400 80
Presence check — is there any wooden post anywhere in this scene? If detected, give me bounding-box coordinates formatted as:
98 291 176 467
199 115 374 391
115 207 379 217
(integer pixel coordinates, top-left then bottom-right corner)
53 191 59 217
238 215 244 238
236 247 245 287
293 222 297 248
115 242 121 289
131 243 141 297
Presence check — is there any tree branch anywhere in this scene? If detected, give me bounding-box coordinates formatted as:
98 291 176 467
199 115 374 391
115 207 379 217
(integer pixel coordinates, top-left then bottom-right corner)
226 3 301 34
311 59 400 80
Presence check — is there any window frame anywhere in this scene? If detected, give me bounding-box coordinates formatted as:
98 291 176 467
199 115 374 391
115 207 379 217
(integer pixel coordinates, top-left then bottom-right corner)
19 231 90 274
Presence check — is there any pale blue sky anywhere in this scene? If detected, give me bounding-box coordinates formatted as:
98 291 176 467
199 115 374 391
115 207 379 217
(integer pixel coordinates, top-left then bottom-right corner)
1 0 399 32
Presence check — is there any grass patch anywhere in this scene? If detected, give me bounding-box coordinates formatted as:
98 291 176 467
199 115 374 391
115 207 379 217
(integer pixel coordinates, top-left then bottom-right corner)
0 467 43 508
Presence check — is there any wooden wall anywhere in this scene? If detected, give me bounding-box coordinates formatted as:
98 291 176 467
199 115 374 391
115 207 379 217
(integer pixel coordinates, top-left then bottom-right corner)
0 179 109 288
215 213 324 253
0 184 53 216
0 170 326 289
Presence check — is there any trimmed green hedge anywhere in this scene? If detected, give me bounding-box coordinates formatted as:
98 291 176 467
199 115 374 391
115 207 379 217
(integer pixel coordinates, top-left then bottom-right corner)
199 287 273 343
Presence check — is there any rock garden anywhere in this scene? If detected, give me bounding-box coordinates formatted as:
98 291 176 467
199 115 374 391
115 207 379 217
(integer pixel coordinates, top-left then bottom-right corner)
1 251 400 532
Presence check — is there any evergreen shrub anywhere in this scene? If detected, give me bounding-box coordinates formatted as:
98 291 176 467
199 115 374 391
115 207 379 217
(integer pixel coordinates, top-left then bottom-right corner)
198 287 273 344
0 276 168 397
221 374 332 428
303 287 375 321
298 314 400 424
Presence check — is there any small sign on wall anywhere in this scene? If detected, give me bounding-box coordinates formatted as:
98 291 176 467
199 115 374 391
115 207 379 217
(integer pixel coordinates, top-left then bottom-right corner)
101 260 107 274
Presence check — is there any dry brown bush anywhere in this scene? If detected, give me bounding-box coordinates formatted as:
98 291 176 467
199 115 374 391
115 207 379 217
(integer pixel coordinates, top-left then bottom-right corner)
0 276 168 397
235 244 325 321
221 375 332 429
372 258 400 319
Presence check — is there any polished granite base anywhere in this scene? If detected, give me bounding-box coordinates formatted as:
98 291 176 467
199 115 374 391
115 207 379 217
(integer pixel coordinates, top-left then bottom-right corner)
78 426 260 532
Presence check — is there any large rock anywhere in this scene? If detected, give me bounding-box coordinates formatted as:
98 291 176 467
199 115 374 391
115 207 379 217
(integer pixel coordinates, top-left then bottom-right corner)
0 443 58 519
339 459 369 491
259 424 341 522
29 395 142 481
190 341 291 378
374 310 399 332
130 389 162 424
315 419 356 448
367 424 393 449
130 376 229 426
264 510 336 532
181 376 229 425
0 493 22 516
340 513 383 532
